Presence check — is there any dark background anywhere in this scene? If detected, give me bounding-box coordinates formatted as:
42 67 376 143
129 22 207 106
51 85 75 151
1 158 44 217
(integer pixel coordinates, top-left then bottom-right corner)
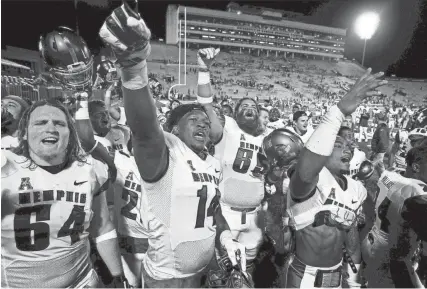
2 0 427 78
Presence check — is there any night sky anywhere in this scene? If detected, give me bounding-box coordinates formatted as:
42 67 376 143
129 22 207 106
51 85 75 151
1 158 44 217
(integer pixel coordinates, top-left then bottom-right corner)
2 0 427 78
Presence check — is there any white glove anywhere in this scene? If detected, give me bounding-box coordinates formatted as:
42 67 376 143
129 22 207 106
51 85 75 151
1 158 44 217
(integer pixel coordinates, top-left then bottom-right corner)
220 230 247 272
99 2 151 68
197 48 220 71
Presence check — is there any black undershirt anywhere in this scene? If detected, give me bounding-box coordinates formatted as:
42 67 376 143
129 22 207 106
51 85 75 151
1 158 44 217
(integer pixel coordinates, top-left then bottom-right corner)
39 161 68 174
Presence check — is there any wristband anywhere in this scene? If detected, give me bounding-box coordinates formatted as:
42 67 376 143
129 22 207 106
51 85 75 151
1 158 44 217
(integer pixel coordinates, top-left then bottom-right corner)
198 71 211 85
197 95 213 104
75 101 89 120
87 140 99 154
119 60 148 90
95 229 117 243
305 105 345 156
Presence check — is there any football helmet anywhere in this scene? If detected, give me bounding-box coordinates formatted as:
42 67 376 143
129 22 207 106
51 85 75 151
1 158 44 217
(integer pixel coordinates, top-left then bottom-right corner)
207 253 254 288
39 26 93 92
97 57 119 84
263 128 304 169
408 126 427 142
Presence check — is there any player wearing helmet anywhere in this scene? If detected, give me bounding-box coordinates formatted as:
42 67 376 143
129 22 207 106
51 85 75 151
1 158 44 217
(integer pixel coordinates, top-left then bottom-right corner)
99 4 246 287
362 146 427 287
286 68 387 288
197 48 272 276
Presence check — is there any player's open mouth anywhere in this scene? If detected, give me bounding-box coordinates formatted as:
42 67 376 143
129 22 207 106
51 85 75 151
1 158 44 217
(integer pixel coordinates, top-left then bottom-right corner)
245 110 255 118
341 156 351 163
193 130 206 141
42 137 59 144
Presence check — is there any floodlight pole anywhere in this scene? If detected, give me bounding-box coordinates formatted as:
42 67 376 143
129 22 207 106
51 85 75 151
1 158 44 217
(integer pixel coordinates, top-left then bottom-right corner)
361 38 367 67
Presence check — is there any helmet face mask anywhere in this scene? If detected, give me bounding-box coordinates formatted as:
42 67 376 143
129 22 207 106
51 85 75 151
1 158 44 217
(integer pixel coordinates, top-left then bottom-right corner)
51 59 94 91
40 26 94 92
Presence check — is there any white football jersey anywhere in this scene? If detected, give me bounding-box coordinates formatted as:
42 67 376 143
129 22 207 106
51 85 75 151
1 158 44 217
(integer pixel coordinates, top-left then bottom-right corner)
142 132 221 279
1 135 19 150
288 167 367 231
349 148 367 176
1 150 108 288
369 171 427 260
215 116 268 208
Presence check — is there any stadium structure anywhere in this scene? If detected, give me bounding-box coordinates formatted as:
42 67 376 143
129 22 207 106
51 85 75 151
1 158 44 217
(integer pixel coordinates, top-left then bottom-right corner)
166 2 346 61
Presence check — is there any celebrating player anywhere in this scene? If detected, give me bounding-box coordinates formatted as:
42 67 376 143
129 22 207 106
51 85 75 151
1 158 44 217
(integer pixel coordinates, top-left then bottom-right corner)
99 4 247 287
197 47 272 275
1 95 30 150
362 146 427 287
286 68 387 288
1 99 128 288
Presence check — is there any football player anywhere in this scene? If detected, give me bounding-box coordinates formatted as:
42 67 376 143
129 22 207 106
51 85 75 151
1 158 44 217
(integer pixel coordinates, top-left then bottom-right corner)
258 106 271 134
1 95 30 150
267 107 286 130
286 68 387 288
362 146 427 287
99 4 247 287
1 99 128 288
197 48 272 274
337 126 367 177
286 111 314 143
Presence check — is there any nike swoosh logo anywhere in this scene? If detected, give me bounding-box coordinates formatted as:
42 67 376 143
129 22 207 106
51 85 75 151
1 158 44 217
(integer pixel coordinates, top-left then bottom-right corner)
114 138 120 141
351 200 357 204
215 169 220 173
74 181 88 186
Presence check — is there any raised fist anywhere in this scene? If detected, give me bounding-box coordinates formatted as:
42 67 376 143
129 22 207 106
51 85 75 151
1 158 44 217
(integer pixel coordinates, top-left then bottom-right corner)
197 47 220 71
338 68 387 116
99 2 151 68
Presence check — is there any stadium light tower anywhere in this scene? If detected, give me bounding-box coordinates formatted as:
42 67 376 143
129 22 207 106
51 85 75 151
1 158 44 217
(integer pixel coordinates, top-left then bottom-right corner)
355 12 379 66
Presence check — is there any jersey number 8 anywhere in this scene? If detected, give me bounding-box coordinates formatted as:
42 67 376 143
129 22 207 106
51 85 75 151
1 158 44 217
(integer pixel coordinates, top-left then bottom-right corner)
232 148 253 174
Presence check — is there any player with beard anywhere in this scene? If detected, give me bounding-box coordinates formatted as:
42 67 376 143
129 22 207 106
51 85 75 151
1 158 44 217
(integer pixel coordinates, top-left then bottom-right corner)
267 107 286 130
1 95 30 150
286 68 387 288
286 111 314 143
99 5 247 287
362 146 427 288
197 48 271 275
1 99 129 288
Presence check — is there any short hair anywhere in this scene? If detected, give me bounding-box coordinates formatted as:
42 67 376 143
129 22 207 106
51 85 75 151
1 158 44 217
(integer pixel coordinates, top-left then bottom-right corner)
338 126 352 137
169 99 181 109
14 99 86 170
293 111 307 122
165 103 207 132
222 104 234 114
406 146 427 167
88 100 106 115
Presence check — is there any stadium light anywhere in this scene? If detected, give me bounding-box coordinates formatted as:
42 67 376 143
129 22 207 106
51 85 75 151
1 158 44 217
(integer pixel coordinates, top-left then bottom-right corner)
354 12 379 66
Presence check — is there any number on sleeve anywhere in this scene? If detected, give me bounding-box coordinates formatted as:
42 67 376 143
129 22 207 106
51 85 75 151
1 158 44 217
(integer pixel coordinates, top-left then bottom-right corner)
121 188 139 220
14 204 51 251
378 197 392 233
57 205 86 244
232 148 253 174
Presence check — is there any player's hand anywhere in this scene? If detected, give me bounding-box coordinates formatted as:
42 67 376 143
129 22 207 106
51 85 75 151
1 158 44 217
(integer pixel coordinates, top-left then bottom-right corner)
338 68 387 116
221 233 247 271
99 2 151 68
197 47 220 71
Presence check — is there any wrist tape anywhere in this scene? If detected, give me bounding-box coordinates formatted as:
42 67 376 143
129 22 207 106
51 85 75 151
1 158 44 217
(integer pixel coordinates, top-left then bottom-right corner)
305 105 345 156
197 71 213 104
95 229 117 243
220 230 233 246
120 60 148 90
75 101 89 120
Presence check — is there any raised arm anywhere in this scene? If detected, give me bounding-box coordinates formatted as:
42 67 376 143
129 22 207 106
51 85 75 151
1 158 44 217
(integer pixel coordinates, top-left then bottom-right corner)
290 69 387 200
103 82 121 122
99 3 167 182
196 48 224 143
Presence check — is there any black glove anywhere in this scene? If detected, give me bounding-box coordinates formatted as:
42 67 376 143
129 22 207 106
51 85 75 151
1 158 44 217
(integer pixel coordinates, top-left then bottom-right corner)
111 275 132 288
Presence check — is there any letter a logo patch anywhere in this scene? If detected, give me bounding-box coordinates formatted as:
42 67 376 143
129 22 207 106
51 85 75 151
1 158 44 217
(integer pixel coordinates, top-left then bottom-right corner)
19 177 33 190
